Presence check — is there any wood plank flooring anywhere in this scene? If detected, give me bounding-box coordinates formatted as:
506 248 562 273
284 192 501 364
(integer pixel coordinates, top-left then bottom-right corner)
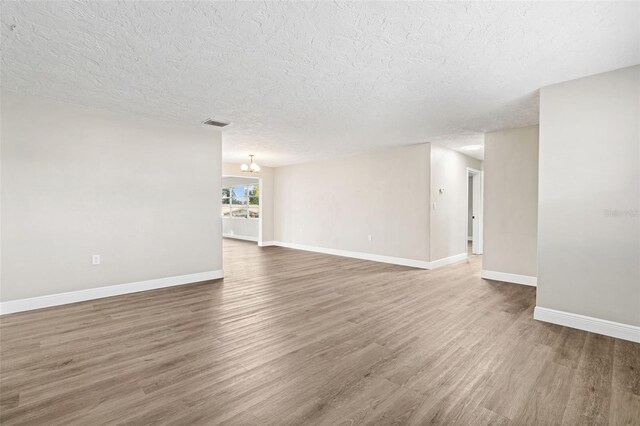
1 239 638 425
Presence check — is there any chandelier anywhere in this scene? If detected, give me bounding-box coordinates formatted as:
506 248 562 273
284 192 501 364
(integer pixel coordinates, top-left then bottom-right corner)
240 154 260 173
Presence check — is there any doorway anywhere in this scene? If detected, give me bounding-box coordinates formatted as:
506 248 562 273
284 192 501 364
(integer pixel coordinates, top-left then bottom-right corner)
467 168 483 255
221 175 262 245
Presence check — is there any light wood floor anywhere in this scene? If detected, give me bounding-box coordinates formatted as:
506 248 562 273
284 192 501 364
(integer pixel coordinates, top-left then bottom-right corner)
1 239 638 425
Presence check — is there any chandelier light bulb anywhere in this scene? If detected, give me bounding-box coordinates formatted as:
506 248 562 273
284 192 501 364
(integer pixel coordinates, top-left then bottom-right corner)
241 154 260 173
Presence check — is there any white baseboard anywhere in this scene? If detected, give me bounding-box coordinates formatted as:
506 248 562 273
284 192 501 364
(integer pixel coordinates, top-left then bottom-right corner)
429 252 469 269
269 241 466 270
272 241 430 268
258 240 277 247
0 270 224 315
223 233 258 242
481 270 537 286
534 307 640 343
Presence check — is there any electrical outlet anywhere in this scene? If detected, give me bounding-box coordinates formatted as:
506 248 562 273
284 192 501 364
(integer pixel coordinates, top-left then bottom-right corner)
92 255 101 265
367 235 372 242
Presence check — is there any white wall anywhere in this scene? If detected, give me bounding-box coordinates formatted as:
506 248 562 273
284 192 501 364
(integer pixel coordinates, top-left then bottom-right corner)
222 219 259 240
483 126 539 279
223 163 274 244
1 92 223 302
429 144 482 261
274 144 431 262
222 176 259 187
538 65 639 327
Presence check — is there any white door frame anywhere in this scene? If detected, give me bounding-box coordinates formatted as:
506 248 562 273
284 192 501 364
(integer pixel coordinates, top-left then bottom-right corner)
466 167 484 255
222 175 263 246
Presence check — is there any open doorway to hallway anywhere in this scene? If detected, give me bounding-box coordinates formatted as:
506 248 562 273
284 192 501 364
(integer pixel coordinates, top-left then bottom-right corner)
467 168 483 255
222 175 262 245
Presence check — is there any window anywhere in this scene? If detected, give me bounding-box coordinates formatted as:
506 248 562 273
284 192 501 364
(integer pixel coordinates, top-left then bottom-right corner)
222 184 259 218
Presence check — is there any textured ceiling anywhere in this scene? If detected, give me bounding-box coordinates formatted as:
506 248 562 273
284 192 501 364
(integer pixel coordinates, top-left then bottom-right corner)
432 133 486 161
2 1 638 166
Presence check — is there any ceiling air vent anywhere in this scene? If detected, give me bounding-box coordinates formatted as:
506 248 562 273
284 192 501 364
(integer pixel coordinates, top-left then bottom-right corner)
202 118 230 127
